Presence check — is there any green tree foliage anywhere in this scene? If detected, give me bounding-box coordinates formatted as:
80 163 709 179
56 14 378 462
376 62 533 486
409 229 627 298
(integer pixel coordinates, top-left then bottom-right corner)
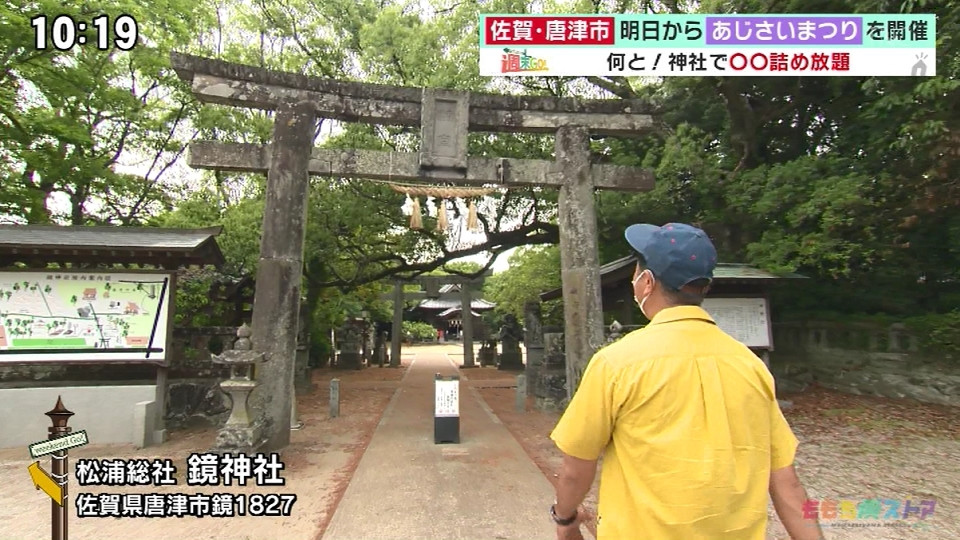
589 0 960 317
1 0 216 224
402 321 437 341
4 0 958 340
485 246 563 325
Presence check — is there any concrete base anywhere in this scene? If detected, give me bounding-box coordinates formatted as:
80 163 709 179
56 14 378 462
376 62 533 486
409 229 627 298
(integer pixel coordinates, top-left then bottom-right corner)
0 385 160 449
132 400 167 448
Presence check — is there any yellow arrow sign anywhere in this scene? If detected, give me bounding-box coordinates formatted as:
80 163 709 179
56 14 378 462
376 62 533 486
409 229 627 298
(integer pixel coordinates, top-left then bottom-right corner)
27 462 63 506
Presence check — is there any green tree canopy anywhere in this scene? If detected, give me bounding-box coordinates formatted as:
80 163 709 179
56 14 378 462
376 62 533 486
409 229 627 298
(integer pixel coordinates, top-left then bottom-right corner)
5 0 958 333
485 246 563 325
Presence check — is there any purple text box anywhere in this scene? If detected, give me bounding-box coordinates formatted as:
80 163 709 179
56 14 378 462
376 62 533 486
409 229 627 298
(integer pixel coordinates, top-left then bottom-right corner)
705 17 862 45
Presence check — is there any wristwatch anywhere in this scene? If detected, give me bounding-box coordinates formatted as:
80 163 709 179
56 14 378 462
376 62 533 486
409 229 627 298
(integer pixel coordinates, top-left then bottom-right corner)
550 504 578 526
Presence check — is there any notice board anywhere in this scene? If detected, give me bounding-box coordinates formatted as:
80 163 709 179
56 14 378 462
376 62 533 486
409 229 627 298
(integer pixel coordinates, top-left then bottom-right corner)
701 297 772 349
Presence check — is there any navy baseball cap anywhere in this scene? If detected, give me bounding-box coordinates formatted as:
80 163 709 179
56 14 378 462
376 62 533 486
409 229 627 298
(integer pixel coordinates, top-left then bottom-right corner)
624 223 718 290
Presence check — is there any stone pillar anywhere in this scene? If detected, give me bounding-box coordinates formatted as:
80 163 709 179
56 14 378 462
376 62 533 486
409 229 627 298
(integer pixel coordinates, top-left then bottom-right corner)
479 339 498 366
537 330 568 411
523 301 544 397
294 300 311 392
390 280 403 367
498 314 524 370
461 282 476 368
555 125 605 399
337 321 363 370
361 323 371 366
376 330 387 367
248 101 315 452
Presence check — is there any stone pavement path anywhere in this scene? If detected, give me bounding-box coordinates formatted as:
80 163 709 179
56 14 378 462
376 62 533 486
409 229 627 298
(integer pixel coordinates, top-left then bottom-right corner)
321 346 573 540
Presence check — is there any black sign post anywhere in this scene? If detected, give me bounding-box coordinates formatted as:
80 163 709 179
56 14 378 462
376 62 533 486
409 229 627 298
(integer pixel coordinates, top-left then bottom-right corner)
433 373 460 444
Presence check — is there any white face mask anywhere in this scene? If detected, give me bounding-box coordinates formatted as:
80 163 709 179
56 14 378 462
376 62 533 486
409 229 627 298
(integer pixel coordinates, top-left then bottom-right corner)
632 269 654 319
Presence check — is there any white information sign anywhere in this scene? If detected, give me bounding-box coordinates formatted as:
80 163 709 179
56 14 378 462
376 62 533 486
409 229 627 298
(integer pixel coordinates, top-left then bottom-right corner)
701 297 771 349
434 379 459 417
29 430 90 458
0 271 172 363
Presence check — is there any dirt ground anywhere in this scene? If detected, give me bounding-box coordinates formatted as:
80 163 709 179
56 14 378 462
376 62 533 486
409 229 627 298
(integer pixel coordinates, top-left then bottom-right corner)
0 363 406 540
3 353 957 540
477 375 960 540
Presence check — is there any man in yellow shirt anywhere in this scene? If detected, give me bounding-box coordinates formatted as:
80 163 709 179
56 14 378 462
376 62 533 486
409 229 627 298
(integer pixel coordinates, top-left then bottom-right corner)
549 223 824 540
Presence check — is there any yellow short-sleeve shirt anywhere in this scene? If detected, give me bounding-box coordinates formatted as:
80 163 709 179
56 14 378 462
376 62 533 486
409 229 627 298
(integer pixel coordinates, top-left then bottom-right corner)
551 306 798 540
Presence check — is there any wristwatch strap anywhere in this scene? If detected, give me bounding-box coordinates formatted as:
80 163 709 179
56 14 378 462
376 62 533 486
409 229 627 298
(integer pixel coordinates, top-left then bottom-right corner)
550 504 577 526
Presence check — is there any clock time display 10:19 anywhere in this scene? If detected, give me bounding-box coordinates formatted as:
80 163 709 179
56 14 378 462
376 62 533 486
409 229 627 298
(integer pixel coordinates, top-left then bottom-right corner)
31 14 139 51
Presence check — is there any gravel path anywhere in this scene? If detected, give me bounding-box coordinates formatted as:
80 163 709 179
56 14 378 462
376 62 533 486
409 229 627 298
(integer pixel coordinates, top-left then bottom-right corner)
479 381 959 540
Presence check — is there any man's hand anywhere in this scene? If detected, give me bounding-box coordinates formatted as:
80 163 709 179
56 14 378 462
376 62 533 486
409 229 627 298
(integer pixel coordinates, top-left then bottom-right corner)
556 523 584 540
555 505 588 540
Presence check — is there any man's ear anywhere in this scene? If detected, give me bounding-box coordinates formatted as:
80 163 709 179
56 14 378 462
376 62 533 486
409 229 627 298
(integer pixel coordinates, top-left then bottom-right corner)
643 272 656 296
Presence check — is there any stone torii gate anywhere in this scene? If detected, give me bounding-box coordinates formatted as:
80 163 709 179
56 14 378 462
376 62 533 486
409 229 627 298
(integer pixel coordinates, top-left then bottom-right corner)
171 52 656 451
382 273 490 369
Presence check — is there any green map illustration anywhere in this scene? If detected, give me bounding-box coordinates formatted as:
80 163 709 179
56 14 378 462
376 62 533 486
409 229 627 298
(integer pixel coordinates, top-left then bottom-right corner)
0 272 169 355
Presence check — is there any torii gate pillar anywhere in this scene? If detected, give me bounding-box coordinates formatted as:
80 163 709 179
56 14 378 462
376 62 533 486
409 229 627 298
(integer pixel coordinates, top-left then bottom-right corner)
555 126 605 397
248 102 315 451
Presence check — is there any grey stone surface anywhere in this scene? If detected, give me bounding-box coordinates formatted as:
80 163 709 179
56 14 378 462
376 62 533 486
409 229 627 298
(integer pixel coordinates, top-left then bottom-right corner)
461 284 475 368
165 380 228 428
172 51 650 113
498 314 524 370
515 374 527 411
336 322 364 370
172 52 651 115
555 126 606 398
534 333 569 412
171 52 657 135
330 378 340 418
479 340 498 367
420 88 469 170
188 142 655 192
391 280 403 368
133 400 158 448
295 302 311 391
771 323 960 406
0 385 156 448
374 330 388 367
248 102 315 452
523 301 544 396
536 369 568 412
184 72 654 135
211 324 266 453
211 423 265 454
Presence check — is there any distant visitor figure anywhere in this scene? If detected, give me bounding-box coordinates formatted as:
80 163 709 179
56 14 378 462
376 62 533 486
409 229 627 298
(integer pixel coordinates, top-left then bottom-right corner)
548 222 824 540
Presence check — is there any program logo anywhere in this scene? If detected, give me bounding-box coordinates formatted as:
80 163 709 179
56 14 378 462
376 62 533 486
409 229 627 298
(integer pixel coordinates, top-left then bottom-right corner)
501 48 549 73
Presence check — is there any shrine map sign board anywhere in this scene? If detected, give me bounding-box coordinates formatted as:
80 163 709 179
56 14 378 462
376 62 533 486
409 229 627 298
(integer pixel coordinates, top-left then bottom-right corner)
701 297 772 349
0 271 172 363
